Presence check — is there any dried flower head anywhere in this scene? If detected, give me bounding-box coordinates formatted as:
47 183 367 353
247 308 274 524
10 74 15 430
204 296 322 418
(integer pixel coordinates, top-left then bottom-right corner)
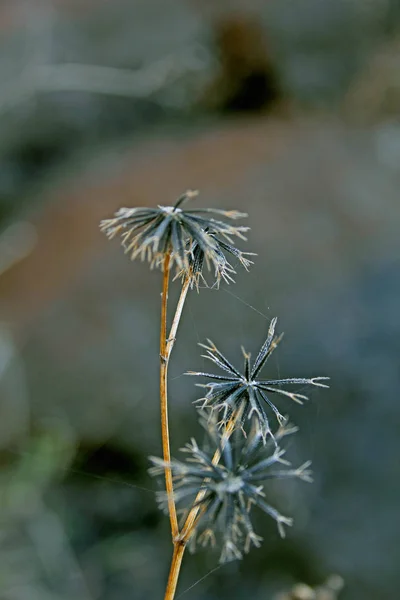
187 318 329 441
176 227 256 289
149 417 311 563
100 190 250 278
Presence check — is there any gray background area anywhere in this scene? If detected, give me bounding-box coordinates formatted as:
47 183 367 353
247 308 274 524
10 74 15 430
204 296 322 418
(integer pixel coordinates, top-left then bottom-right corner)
0 1 399 599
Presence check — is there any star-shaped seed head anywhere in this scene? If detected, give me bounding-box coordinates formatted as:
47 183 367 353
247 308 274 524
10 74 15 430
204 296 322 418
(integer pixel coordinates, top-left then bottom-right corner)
149 416 312 563
187 317 329 441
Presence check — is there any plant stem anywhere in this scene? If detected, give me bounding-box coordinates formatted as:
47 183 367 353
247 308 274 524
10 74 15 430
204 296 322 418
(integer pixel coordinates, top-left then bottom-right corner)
159 275 191 600
166 276 190 360
164 542 186 600
160 253 179 539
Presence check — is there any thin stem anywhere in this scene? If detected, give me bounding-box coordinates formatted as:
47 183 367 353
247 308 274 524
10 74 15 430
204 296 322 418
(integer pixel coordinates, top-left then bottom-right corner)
166 276 190 359
178 411 240 543
160 274 191 600
164 542 186 600
160 253 179 539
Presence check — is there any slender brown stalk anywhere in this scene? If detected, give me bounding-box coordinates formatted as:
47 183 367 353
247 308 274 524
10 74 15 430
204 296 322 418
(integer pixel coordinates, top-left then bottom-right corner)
164 543 186 600
166 275 190 360
159 275 191 600
164 542 186 600
160 253 179 539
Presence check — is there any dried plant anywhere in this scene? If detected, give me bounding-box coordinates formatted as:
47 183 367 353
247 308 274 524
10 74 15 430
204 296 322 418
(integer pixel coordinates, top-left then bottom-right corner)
187 317 328 440
100 189 249 276
100 190 328 600
179 226 256 289
150 416 312 563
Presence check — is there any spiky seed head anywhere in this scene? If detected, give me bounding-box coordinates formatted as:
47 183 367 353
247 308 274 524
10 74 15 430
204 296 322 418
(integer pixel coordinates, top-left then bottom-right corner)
100 191 252 284
175 228 257 290
149 416 312 563
186 317 329 441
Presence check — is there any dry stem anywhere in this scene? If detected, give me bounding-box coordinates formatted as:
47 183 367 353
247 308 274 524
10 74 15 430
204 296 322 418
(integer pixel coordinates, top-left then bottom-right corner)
166 276 190 360
160 253 179 539
160 273 191 599
164 542 186 600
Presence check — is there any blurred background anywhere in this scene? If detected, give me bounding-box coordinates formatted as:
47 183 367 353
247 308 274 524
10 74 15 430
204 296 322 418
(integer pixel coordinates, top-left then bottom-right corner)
0 1 399 599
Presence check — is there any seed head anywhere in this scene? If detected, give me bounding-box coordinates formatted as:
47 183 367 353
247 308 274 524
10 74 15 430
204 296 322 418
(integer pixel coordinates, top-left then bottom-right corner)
176 227 256 290
100 190 251 281
149 417 311 563
187 318 329 441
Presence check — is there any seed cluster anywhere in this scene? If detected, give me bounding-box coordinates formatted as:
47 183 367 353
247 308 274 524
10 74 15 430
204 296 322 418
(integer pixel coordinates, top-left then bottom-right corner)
100 190 253 287
150 417 312 563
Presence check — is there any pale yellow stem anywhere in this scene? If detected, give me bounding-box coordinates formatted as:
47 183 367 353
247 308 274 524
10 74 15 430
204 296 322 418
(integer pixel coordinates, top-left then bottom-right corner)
160 253 179 539
164 542 186 600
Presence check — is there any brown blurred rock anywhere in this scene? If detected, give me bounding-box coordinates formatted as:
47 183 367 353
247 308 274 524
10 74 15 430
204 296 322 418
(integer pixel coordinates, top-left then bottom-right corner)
0 116 292 338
